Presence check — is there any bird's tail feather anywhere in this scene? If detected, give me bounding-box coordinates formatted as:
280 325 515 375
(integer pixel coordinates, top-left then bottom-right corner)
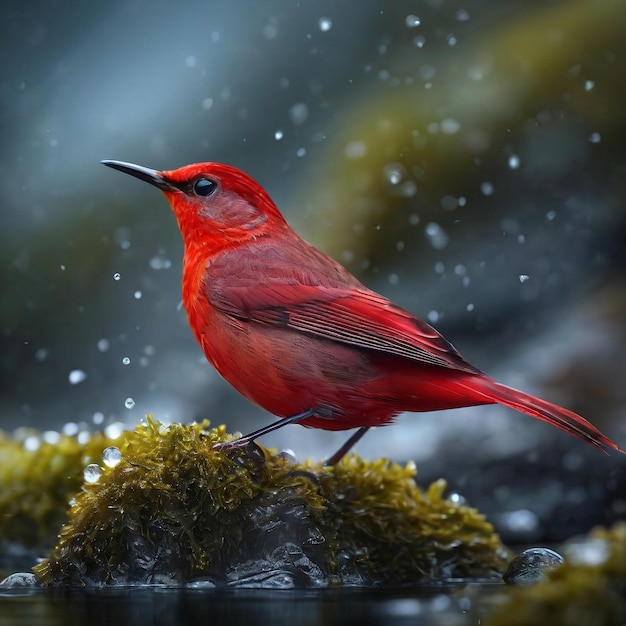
455 376 623 454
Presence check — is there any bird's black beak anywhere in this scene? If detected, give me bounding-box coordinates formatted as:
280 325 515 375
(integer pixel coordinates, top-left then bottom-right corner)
101 160 175 192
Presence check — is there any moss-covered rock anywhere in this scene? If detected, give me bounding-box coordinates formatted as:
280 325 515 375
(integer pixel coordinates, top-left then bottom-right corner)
28 418 507 586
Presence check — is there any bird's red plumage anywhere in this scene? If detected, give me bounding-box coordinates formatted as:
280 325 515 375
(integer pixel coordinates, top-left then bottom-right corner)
102 159 623 456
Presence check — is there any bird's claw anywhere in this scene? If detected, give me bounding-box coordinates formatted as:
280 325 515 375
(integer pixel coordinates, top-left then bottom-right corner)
213 437 266 468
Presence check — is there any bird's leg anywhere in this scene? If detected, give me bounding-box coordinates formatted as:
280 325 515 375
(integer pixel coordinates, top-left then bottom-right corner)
213 409 316 452
324 427 370 466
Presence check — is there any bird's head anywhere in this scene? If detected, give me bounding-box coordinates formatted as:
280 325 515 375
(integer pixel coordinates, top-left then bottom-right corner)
102 160 288 253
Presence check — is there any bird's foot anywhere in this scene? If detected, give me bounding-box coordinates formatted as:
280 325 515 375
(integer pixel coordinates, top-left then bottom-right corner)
213 436 266 467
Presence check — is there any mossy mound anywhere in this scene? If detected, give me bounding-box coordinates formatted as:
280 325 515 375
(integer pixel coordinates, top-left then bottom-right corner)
484 523 626 626
32 418 507 587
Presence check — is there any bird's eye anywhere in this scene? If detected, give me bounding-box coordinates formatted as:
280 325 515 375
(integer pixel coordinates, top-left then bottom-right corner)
193 178 217 197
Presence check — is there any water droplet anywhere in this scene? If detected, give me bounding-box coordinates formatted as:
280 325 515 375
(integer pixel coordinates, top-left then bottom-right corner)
84 464 103 484
262 20 279 39
134 290 142 300
296 147 306 157
318 17 332 32
424 222 449 250
447 34 457 46
34 348 49 362
427 310 439 323
184 56 196 68
467 65 485 81
589 132 601 143
113 226 131 250
455 9 470 21
274 129 284 140
397 180 417 197
122 357 131 365
113 273 121 281
68 369 87 385
149 255 172 270
499 508 539 534
508 154 521 169
382 162 405 185
289 103 309 126
202 98 213 110
103 446 122 468
97 338 110 352
546 210 557 221
405 14 421 28
124 397 135 409
564 538 609 566
105 422 125 439
43 430 61 444
448 492 467 506
388 273 399 285
466 303 475 312
419 65 436 80
92 412 104 425
413 36 426 48
584 80 595 92
344 141 367 159
440 195 458 211
440 118 460 134
519 274 530 283
278 448 297 463
23 435 41 452
340 249 354 263
63 422 79 436
77 431 90 445
480 181 494 196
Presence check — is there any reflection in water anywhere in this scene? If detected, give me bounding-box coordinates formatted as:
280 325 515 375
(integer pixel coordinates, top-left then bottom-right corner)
0 584 487 626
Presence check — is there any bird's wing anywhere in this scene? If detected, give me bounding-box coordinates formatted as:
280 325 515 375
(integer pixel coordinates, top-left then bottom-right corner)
208 282 481 374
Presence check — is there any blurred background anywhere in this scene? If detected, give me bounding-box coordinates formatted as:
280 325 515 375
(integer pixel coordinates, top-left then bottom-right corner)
2 0 625 541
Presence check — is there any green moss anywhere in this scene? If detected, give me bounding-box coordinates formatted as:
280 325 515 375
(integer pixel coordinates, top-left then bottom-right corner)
28 418 506 586
313 456 506 582
484 523 626 626
0 428 121 549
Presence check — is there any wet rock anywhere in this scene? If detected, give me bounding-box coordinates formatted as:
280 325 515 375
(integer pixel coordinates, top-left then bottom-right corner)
0 572 39 588
503 547 563 584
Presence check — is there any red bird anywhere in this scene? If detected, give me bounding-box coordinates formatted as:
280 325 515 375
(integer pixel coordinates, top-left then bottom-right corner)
102 160 622 463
